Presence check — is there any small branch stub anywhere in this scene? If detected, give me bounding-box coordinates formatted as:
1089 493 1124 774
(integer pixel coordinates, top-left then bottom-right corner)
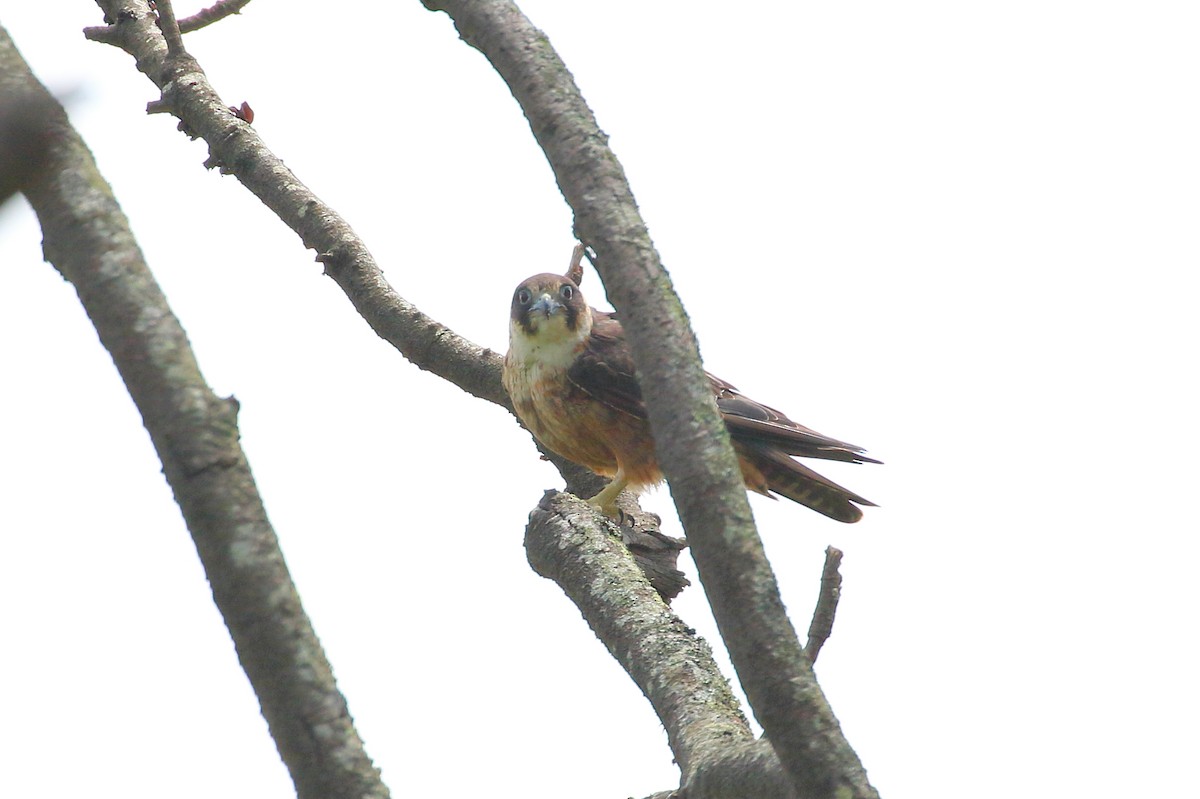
805 546 844 664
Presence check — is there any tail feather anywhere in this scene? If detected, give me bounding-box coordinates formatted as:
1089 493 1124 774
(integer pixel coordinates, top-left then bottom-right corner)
737 442 875 524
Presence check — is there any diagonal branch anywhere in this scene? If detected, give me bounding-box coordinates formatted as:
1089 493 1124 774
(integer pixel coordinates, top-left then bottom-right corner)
178 0 254 33
805 547 845 664
152 0 185 54
420 3 877 798
85 0 506 409
527 492 797 799
1 25 387 799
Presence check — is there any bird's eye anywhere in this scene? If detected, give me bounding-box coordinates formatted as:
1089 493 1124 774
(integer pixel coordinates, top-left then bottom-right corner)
559 284 574 300
517 288 532 305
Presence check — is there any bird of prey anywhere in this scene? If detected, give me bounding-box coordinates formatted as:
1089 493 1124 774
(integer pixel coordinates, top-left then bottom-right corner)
502 259 878 523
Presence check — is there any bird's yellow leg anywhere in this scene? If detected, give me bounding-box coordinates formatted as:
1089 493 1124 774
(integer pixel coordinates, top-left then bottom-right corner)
586 468 627 517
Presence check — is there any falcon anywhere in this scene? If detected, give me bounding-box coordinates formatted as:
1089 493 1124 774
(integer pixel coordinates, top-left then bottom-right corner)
502 259 878 523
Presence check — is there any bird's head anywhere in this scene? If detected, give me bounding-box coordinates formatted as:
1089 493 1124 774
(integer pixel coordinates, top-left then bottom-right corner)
509 273 593 354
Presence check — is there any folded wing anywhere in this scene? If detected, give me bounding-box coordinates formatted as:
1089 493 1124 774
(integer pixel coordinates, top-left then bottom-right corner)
567 311 878 522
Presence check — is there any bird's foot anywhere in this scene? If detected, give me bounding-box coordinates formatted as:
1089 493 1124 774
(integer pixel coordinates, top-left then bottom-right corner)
585 494 622 519
585 474 627 518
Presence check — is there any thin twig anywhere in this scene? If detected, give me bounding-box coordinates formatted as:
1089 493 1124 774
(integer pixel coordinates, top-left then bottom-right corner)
565 242 585 286
805 547 844 664
152 0 186 55
179 0 253 32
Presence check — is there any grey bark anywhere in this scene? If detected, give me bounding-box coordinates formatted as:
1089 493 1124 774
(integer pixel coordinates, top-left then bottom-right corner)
528 492 801 799
2 24 388 799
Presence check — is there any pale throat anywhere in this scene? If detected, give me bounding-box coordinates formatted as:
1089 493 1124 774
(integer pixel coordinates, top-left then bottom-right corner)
508 308 592 374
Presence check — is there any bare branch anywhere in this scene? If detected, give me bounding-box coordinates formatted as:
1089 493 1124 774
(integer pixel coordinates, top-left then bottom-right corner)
86 0 506 407
421 3 877 797
527 493 798 799
805 547 845 664
151 0 186 55
178 0 253 32
1 25 387 799
544 447 689 600
565 242 586 286
526 493 750 775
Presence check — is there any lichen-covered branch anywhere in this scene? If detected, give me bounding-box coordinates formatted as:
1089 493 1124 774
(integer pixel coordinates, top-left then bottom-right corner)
1 25 387 799
527 493 797 799
85 0 506 408
420 3 877 797
805 547 845 664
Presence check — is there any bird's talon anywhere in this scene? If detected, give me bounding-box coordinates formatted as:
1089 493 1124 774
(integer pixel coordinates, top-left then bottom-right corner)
585 497 620 518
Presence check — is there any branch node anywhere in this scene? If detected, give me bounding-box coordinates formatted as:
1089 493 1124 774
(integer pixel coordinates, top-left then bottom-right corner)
153 0 188 56
175 118 199 140
82 25 119 45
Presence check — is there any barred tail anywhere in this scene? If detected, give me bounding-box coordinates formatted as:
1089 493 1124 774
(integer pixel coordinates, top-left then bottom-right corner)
736 442 875 524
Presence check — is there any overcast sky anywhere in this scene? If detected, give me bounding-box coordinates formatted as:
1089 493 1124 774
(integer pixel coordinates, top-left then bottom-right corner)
2 3 1197 798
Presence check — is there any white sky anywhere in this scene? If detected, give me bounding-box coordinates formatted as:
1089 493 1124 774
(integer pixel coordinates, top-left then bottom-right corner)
2 2 1197 797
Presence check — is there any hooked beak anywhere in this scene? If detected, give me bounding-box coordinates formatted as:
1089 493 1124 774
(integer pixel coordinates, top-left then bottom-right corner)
529 293 563 318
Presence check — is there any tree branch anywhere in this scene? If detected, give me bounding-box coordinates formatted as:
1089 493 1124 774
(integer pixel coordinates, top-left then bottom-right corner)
84 0 506 408
151 0 185 55
527 492 797 799
178 0 254 33
1 25 387 799
421 3 877 797
805 547 844 664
